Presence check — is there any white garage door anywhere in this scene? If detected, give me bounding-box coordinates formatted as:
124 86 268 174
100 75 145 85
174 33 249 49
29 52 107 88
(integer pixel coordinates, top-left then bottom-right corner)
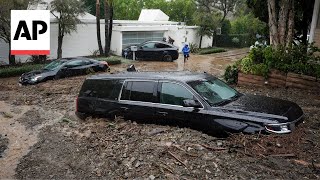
122 31 164 48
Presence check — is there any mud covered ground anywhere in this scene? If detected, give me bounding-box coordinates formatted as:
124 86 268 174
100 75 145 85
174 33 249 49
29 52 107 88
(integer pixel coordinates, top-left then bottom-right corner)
0 50 320 179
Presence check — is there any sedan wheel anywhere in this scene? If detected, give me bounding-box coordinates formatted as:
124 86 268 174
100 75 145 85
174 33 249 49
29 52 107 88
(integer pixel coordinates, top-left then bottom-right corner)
163 54 173 62
86 67 95 74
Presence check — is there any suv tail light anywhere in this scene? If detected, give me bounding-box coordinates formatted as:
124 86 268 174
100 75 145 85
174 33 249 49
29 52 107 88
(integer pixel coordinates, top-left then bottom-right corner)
76 96 79 112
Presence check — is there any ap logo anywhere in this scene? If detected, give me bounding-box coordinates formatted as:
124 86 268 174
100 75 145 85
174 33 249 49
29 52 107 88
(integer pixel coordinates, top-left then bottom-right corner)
11 10 50 55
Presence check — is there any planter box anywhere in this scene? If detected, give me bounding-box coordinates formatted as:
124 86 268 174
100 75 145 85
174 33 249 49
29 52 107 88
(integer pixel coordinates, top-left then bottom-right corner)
286 73 320 90
237 70 320 90
238 72 265 87
267 69 286 87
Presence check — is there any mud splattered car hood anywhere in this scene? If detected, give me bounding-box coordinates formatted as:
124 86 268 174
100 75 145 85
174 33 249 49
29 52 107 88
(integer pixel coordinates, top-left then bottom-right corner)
19 69 56 85
222 94 303 123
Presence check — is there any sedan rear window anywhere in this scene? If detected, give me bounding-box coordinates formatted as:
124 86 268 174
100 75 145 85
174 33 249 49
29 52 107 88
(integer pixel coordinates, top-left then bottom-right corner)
142 43 156 49
43 60 65 70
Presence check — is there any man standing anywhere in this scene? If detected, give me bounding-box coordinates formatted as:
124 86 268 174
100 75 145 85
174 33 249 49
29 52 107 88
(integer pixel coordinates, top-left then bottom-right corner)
182 44 190 63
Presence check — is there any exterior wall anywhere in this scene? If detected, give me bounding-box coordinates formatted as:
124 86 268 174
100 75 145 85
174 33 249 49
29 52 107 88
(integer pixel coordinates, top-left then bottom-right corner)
164 26 212 52
50 23 103 59
314 29 320 48
0 21 214 63
110 30 122 56
0 39 9 65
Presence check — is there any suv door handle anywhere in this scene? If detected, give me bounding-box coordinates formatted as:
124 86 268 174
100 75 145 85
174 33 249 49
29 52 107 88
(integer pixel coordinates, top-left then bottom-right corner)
120 107 129 111
157 111 168 116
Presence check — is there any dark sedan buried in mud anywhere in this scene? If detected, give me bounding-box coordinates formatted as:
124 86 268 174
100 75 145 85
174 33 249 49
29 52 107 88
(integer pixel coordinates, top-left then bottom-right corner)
76 71 304 135
19 57 110 85
122 41 179 61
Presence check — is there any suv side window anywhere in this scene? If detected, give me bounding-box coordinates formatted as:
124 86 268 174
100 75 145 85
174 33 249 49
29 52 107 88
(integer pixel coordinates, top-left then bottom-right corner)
160 82 194 106
120 81 156 102
80 79 123 100
120 81 132 100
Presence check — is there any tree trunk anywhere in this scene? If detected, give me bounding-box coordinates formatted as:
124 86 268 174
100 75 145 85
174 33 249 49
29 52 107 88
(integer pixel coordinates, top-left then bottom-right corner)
278 0 290 45
57 23 63 59
96 0 103 55
104 0 110 57
301 0 310 46
108 1 113 53
211 33 216 47
8 40 15 65
199 35 203 49
267 0 279 46
286 0 294 48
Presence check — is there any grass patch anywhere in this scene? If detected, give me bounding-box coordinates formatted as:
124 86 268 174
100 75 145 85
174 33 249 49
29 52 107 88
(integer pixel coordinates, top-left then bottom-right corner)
0 64 44 78
94 56 128 65
198 47 226 55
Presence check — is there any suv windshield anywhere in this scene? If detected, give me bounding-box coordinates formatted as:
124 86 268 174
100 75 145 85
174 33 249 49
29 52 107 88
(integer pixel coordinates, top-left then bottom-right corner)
44 60 65 71
188 78 239 106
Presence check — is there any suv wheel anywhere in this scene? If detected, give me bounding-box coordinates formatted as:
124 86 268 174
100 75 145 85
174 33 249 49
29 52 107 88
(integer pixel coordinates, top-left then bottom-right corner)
163 54 173 62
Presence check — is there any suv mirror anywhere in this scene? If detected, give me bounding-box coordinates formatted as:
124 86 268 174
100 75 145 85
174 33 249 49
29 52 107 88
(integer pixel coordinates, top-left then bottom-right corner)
183 99 202 108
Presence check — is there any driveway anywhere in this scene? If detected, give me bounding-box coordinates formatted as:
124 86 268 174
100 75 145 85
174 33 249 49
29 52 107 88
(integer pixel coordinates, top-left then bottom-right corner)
112 48 249 77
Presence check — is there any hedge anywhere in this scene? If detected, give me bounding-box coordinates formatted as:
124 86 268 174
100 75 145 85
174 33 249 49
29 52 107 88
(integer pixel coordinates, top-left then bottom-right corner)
0 64 44 78
198 47 226 55
215 34 255 48
93 56 126 65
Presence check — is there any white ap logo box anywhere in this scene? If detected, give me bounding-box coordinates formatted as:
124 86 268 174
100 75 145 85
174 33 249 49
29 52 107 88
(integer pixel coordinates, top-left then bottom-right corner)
11 10 50 55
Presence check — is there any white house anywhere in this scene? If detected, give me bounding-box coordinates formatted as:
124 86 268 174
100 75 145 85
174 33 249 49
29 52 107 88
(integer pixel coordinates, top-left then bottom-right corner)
0 2 212 64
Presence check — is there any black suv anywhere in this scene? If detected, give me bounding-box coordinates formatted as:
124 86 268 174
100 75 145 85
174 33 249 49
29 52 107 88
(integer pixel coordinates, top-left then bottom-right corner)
76 71 303 134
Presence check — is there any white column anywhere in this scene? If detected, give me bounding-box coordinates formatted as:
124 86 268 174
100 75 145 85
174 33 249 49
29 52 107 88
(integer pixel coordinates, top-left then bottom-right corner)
309 0 320 43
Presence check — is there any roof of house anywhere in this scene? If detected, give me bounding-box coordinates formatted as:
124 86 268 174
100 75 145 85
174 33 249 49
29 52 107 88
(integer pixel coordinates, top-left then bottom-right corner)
138 9 170 22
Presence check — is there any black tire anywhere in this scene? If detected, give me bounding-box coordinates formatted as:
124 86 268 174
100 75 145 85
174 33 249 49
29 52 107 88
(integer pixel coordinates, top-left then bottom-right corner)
86 67 95 74
54 73 61 80
163 54 173 62
75 111 88 120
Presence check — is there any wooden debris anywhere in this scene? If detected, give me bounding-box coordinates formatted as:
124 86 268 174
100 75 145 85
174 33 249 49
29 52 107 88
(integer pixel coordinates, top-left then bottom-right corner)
168 151 188 169
201 144 227 151
293 160 320 169
257 143 266 150
269 154 296 158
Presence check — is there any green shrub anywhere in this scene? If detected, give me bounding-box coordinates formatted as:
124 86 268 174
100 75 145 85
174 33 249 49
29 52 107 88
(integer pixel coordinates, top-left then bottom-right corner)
216 34 255 48
189 43 200 53
239 57 253 74
231 37 240 44
245 44 320 78
239 56 268 77
94 56 125 65
224 64 239 84
0 64 44 78
250 63 268 77
198 47 226 55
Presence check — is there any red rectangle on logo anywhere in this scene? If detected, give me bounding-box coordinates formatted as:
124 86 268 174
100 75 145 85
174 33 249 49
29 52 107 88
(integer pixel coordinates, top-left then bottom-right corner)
11 50 50 55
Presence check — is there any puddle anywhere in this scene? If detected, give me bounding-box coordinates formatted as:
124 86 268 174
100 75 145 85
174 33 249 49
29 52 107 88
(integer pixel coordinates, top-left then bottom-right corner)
0 101 35 179
0 101 64 179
